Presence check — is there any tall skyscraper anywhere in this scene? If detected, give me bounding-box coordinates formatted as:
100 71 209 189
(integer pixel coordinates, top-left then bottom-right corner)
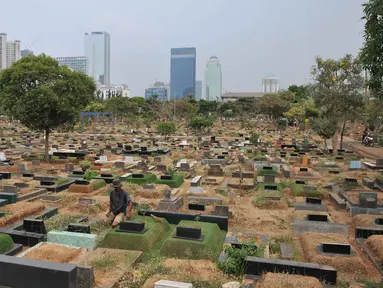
6 40 21 68
170 47 196 99
56 56 89 75
204 56 222 101
0 33 7 71
21 49 33 57
195 81 203 101
84 31 111 87
262 76 280 93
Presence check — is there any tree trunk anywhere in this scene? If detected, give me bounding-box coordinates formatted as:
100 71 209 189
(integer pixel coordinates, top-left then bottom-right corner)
45 129 50 163
340 120 346 149
332 129 339 156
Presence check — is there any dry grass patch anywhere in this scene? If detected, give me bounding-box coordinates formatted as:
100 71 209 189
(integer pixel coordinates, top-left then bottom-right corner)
255 273 322 288
23 243 85 263
352 214 380 228
0 202 45 227
300 232 367 275
78 248 142 288
142 259 236 288
366 235 383 261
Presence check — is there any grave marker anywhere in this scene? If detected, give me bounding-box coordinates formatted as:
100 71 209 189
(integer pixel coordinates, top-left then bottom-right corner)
173 226 204 241
116 221 148 234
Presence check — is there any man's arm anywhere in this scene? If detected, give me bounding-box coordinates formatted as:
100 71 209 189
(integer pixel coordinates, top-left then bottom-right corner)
106 191 113 216
126 192 133 217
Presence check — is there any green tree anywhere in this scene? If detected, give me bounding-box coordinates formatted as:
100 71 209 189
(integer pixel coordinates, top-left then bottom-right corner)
311 117 337 152
360 0 383 99
189 116 214 144
258 93 290 121
288 85 308 103
311 55 364 153
0 54 95 162
156 121 177 137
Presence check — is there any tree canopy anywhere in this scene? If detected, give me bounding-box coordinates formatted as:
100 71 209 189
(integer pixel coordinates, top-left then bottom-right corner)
0 54 96 161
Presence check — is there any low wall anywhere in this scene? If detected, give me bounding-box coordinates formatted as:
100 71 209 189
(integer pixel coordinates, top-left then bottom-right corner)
293 220 348 236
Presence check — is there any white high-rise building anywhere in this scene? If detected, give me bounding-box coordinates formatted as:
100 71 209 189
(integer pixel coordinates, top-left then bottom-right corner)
6 40 21 68
204 56 222 101
56 56 89 75
84 31 111 87
262 76 280 93
0 33 7 71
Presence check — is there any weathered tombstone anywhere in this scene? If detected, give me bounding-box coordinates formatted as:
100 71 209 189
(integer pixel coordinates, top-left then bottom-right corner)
264 174 275 183
114 161 125 169
208 164 224 176
65 163 74 172
154 156 162 163
32 160 40 166
17 162 28 173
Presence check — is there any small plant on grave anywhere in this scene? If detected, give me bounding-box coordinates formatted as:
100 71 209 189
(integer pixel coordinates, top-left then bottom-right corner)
195 216 200 222
165 167 176 177
84 170 98 181
218 188 228 197
55 177 68 185
249 132 260 146
136 203 150 213
217 240 261 276
80 160 92 172
51 155 60 161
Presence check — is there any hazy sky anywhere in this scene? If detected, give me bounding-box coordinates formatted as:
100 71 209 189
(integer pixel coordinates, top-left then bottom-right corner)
1 0 365 96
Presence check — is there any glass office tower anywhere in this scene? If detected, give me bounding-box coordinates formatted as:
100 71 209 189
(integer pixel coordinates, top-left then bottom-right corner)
170 47 196 99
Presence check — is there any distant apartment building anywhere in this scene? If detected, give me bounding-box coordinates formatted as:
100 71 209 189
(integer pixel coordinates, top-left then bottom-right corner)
195 80 203 101
221 92 265 102
145 81 169 102
262 76 280 93
56 56 89 75
85 31 111 87
98 84 130 100
204 56 222 101
0 33 6 71
6 40 21 68
170 47 196 99
21 49 33 57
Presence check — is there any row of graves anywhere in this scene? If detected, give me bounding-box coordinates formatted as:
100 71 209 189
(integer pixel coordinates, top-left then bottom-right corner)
0 125 383 286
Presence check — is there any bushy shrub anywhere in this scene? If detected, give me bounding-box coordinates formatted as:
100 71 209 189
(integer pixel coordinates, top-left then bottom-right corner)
80 160 92 171
0 234 13 253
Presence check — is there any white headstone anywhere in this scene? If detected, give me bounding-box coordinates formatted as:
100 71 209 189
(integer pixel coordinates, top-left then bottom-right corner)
155 280 193 288
0 152 5 161
100 155 108 163
125 156 134 164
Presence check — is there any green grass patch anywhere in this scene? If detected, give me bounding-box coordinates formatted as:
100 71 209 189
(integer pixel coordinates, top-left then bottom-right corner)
100 216 171 252
125 173 157 185
55 177 69 185
290 183 323 198
155 175 184 188
91 254 116 269
0 234 13 253
257 167 277 176
159 220 225 260
91 179 106 190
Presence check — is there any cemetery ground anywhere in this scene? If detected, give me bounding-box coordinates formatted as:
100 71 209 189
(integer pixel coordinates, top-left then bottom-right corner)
0 119 383 287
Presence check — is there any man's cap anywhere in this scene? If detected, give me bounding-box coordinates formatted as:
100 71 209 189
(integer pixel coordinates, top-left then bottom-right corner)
112 179 122 188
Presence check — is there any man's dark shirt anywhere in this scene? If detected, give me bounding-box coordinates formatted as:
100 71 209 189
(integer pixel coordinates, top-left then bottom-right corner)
110 189 131 215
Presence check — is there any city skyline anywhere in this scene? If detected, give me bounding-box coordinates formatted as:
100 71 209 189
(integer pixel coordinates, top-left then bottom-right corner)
0 0 365 95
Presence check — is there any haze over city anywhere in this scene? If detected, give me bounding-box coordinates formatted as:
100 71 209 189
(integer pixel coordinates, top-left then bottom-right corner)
1 0 365 96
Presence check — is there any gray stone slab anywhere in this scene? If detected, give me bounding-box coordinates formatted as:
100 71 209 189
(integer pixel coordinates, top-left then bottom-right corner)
350 206 383 217
295 204 328 212
187 196 223 205
280 242 294 259
292 220 348 236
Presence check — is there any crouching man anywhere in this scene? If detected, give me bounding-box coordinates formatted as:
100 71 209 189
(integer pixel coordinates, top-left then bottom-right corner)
105 179 133 228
